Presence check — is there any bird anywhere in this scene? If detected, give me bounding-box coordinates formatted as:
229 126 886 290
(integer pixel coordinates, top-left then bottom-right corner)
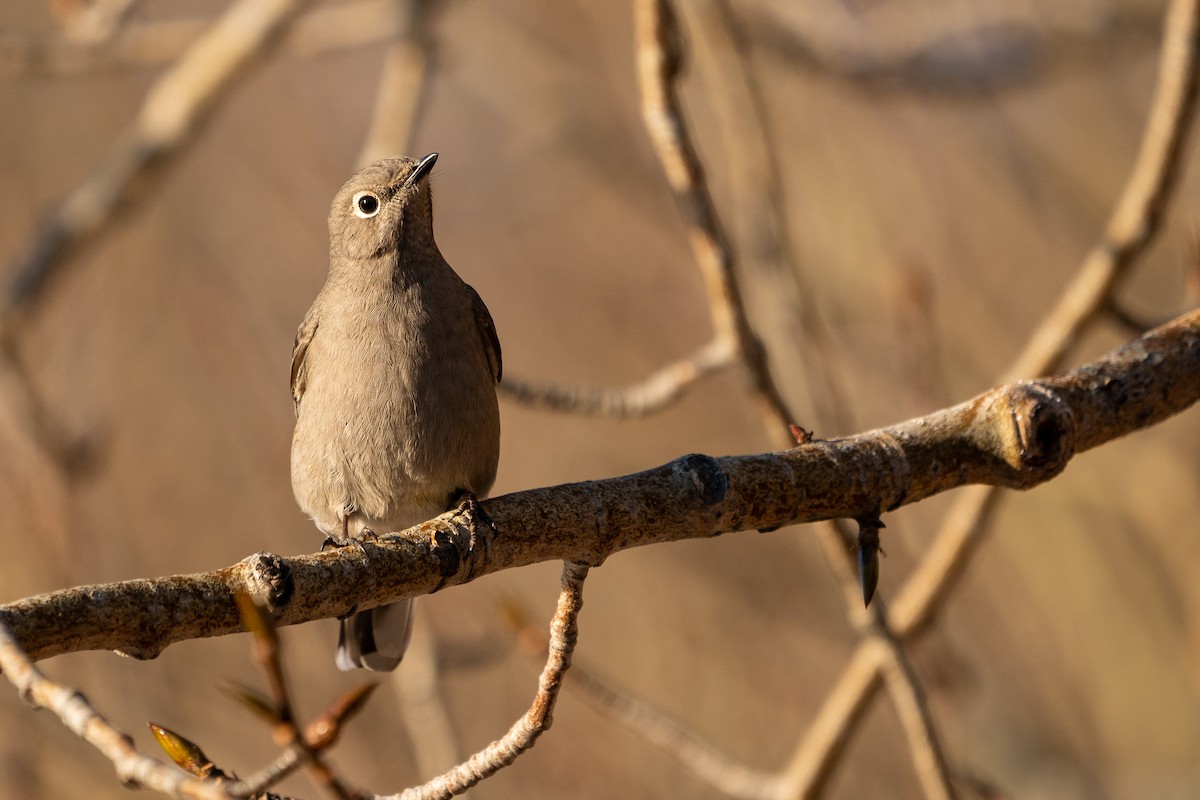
289 153 501 671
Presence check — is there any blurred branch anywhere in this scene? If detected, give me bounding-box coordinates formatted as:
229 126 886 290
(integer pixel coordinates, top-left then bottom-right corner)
740 2 1160 95
1 0 308 328
787 0 1200 793
499 338 734 415
1 0 401 78
505 597 786 800
58 0 140 45
395 622 462 785
0 0 308 478
356 0 436 168
234 595 363 800
897 0 1200 643
1008 0 1200 383
391 561 588 800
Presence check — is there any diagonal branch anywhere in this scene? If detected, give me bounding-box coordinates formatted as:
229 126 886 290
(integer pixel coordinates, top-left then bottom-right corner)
1 0 309 328
1 0 406 78
0 0 310 476
355 0 437 169
787 0 1200 792
0 621 233 800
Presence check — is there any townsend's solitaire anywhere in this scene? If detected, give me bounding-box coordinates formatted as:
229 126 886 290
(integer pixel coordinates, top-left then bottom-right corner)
290 153 501 671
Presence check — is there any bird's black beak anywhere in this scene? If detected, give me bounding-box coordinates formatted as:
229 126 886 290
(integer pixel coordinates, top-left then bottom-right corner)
403 152 439 189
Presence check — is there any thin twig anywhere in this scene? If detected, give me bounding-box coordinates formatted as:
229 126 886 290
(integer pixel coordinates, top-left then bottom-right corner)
498 338 734 415
226 683 376 798
0 621 234 800
680 0 857 433
494 0 784 421
636 0 793 436
388 561 588 800
237 595 359 800
505 599 784 800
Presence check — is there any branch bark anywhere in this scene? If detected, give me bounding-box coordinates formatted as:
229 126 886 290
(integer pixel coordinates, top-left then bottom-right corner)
3 308 1197 664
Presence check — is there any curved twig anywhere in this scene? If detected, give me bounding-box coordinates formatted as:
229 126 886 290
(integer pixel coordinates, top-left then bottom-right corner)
389 561 588 800
498 338 734 416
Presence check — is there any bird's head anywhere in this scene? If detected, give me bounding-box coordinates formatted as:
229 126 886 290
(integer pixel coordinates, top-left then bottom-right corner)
327 153 438 262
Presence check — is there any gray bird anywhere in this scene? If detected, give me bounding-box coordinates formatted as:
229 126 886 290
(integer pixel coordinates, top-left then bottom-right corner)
290 153 501 671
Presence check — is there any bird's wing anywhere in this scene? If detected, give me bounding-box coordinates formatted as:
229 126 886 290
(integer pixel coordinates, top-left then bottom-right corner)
466 283 502 383
290 307 319 415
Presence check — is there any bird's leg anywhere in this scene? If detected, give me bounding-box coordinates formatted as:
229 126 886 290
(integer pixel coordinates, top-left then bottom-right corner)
448 489 496 580
321 518 361 619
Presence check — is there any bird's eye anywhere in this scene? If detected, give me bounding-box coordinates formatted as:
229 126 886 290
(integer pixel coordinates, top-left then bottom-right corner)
352 191 381 218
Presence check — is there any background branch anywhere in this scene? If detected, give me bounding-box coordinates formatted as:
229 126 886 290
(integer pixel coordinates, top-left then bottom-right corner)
1 0 308 326
786 0 1200 791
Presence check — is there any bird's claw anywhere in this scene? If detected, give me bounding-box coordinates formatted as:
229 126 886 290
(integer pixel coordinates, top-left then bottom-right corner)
449 490 496 581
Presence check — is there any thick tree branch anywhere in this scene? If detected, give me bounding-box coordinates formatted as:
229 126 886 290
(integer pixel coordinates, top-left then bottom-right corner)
2 309 1196 664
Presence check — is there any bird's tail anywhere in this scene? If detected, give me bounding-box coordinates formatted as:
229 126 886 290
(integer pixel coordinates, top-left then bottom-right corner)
336 598 415 671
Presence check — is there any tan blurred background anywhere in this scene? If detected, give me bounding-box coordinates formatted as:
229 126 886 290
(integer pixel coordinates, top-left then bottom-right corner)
2 0 1200 797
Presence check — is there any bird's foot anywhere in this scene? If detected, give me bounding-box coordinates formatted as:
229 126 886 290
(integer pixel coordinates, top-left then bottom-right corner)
352 527 379 552
448 489 496 581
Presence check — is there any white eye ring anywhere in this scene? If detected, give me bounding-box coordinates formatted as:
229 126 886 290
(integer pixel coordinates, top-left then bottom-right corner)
352 191 381 218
